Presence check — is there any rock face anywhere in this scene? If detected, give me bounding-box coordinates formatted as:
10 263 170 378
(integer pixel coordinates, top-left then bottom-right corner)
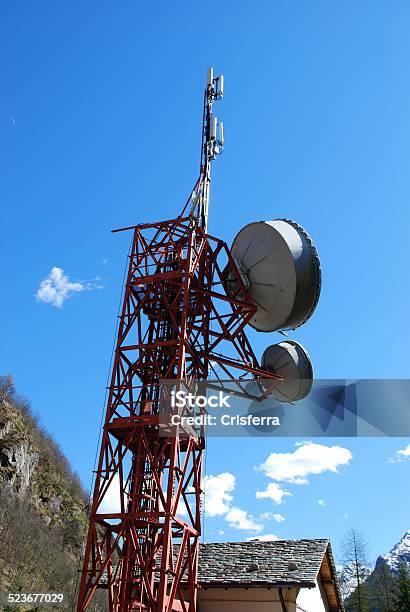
0 377 96 609
0 397 84 525
337 531 410 603
0 430 39 496
378 530 410 573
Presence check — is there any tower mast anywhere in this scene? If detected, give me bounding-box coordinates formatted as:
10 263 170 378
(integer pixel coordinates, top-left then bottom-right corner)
194 67 224 230
77 68 274 612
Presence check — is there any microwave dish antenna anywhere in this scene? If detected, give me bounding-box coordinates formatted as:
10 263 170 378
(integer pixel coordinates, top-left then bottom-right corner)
261 340 313 401
229 219 321 332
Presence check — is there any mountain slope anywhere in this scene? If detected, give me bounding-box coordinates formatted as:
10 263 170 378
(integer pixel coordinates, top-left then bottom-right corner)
337 562 372 601
337 530 410 605
378 530 410 573
0 375 105 611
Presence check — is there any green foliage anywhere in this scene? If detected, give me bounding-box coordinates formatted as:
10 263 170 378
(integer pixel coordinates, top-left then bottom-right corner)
371 563 396 612
345 561 410 612
341 528 410 612
0 375 85 504
393 562 410 612
345 584 371 612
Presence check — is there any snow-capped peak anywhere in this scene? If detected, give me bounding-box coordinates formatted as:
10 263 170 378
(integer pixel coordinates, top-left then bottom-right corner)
337 562 372 599
381 530 410 572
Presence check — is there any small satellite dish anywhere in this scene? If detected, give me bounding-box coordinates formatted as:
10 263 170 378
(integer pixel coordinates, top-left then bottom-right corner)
261 340 313 402
229 219 321 332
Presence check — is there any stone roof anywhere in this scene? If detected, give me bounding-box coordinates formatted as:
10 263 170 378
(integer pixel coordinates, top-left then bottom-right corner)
197 539 329 588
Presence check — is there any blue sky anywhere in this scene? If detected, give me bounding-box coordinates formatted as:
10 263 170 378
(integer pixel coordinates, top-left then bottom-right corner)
1 1 409 564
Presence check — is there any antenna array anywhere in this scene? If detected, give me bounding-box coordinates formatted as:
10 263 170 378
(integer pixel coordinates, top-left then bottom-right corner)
191 67 224 230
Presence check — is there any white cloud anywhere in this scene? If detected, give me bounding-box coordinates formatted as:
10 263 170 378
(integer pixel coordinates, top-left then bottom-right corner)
257 441 353 485
256 482 291 505
388 443 410 463
398 444 410 457
36 266 102 308
204 472 263 533
176 499 188 517
204 473 235 517
225 507 262 532
318 499 325 507
99 474 121 515
247 533 279 542
259 512 286 523
343 513 349 519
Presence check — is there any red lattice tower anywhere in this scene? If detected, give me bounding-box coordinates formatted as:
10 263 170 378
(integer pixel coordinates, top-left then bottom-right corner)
77 69 278 611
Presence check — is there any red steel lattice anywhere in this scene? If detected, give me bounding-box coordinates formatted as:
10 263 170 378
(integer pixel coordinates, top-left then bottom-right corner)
76 215 278 611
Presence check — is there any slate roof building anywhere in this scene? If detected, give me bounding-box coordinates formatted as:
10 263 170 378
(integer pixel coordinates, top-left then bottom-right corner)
183 539 344 612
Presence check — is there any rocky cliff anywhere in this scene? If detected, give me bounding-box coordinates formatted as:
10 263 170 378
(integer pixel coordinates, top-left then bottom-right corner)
0 375 105 611
378 530 410 573
337 530 410 608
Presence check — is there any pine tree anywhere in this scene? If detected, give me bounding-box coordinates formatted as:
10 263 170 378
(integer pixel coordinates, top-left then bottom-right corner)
393 561 410 612
371 563 395 612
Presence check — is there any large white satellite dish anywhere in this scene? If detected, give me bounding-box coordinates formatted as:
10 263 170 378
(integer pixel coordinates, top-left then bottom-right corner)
230 219 321 332
261 340 313 402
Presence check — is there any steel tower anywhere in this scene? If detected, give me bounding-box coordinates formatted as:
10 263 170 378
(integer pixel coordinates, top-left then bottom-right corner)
77 69 279 611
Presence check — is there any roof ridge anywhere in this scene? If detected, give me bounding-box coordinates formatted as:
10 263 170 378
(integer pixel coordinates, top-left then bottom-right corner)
200 538 330 545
